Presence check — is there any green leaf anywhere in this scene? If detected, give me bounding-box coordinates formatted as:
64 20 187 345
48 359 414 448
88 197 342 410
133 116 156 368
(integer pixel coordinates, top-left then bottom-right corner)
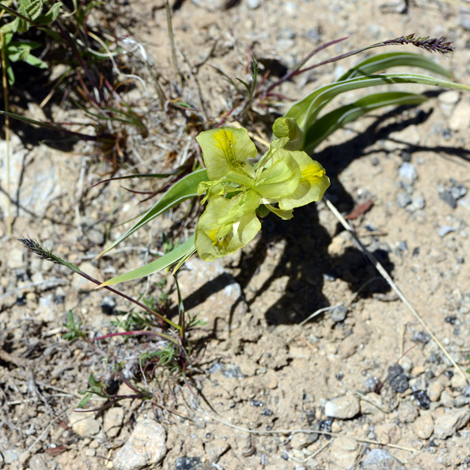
285 73 470 149
35 2 62 25
22 0 43 21
99 235 196 287
24 53 48 68
98 169 208 257
337 51 453 82
303 91 427 153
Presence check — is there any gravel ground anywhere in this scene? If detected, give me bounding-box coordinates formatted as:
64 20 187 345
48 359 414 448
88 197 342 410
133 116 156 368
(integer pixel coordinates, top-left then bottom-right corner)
2 0 470 469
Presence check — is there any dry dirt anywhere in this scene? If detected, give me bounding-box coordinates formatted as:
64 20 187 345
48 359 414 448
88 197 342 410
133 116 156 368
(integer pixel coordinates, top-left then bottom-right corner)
2 0 470 469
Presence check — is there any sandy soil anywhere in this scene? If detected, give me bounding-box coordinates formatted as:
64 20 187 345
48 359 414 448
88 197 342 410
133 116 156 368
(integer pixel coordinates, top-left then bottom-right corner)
2 0 470 469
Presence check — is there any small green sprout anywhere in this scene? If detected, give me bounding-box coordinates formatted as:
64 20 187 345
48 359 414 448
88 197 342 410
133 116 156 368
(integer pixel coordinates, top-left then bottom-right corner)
194 118 330 261
62 310 87 341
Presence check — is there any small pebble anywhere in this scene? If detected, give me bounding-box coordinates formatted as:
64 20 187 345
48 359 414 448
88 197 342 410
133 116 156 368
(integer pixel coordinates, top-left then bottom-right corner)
439 190 457 209
101 296 117 315
398 162 417 184
412 390 431 410
246 0 261 8
387 365 409 393
412 331 431 344
397 401 418 423
438 225 457 238
361 449 406 470
412 415 434 440
325 394 360 419
397 192 412 208
330 305 347 323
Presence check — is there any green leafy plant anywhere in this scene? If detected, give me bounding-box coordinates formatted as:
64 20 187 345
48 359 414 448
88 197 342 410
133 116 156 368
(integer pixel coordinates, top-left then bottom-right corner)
0 0 62 84
62 310 87 341
95 34 470 288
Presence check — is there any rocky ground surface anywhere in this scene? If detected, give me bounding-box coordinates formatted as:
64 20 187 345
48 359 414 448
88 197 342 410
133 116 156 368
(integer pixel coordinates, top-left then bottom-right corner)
2 0 470 469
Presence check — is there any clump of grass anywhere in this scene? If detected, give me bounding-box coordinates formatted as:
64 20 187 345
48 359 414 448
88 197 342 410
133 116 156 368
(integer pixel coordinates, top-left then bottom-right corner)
19 237 203 410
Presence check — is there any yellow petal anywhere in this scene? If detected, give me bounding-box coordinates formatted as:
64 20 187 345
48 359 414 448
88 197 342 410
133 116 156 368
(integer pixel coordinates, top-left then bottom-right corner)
278 152 330 210
196 127 257 181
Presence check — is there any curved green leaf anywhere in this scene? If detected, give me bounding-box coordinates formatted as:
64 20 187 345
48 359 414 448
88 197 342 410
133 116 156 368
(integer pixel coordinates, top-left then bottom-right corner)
98 169 208 257
99 236 196 287
303 91 427 153
337 52 453 82
285 73 470 149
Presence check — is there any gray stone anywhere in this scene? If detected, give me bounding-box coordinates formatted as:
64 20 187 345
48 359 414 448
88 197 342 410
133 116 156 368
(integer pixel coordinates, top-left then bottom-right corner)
434 409 470 439
113 419 166 470
398 162 418 184
69 412 101 437
439 190 457 209
29 453 59 470
2 449 20 465
397 192 412 208
408 192 425 211
438 226 457 238
325 394 360 419
330 305 347 323
0 134 66 219
361 449 405 470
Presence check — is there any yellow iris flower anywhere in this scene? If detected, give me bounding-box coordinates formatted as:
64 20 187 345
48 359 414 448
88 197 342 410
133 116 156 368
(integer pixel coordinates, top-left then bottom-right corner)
195 119 330 261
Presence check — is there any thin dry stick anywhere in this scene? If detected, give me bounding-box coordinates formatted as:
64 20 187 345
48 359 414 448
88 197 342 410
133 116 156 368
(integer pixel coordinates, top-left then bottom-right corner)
1 31 11 236
164 0 182 88
201 409 416 452
283 440 331 464
324 197 468 384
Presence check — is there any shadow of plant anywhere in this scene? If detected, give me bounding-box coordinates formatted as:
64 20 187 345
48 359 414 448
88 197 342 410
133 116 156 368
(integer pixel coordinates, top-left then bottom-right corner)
181 99 470 326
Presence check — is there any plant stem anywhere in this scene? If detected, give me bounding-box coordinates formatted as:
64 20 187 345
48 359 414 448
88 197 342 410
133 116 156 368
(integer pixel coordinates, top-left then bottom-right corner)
1 31 11 236
164 0 182 88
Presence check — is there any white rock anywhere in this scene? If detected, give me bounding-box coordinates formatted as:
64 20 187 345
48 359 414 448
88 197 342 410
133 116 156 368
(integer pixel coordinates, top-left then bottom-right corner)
246 0 261 8
398 162 418 184
325 394 360 419
103 407 124 438
113 419 166 470
449 100 470 131
69 412 101 437
412 414 434 440
434 410 470 439
439 90 460 117
192 0 228 10
438 90 460 105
